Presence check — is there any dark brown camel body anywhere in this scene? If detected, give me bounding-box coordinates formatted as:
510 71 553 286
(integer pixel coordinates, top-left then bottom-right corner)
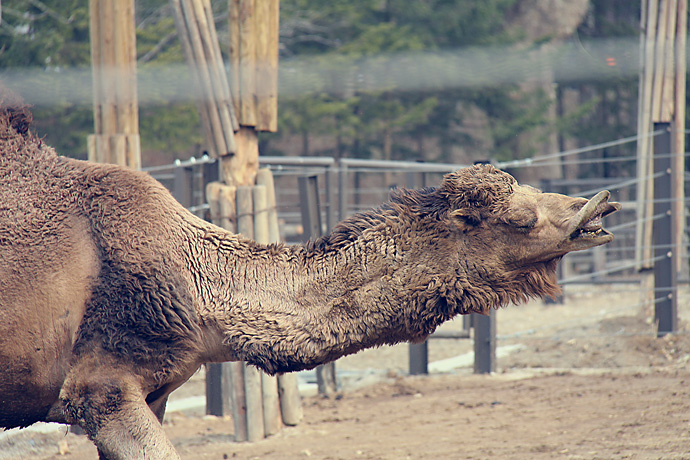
0 103 620 459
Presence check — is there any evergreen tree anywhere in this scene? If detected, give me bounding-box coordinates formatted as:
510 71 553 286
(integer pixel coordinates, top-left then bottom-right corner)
272 0 567 164
0 0 208 162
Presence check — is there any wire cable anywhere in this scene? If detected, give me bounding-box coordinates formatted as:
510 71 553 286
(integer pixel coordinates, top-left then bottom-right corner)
495 129 665 169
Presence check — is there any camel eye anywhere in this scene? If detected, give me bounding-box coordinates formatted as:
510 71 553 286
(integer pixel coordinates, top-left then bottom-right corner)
505 213 537 231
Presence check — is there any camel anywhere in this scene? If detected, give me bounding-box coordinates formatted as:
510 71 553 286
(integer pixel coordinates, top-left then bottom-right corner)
0 99 620 460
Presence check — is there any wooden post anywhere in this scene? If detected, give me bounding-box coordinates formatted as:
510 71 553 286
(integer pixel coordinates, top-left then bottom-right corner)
252 185 269 244
252 185 282 436
171 0 237 160
243 364 265 442
299 175 338 396
228 362 248 442
236 186 254 238
181 0 295 440
255 0 279 132
229 0 280 130
636 0 659 272
236 186 267 441
88 0 140 169
205 182 245 439
636 0 686 305
256 169 280 243
225 0 279 188
261 373 281 436
205 174 303 438
238 0 257 128
672 0 687 277
219 185 238 233
257 168 303 426
81 0 141 420
221 126 260 188
277 373 303 426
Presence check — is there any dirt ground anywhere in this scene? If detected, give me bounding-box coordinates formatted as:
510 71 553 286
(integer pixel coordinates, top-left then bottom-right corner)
3 284 690 460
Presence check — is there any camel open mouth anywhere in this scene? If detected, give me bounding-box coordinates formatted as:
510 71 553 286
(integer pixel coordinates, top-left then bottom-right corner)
568 190 621 242
570 213 609 239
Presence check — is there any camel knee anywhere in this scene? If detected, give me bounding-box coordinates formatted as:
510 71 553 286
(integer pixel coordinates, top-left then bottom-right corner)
59 373 140 438
58 368 179 460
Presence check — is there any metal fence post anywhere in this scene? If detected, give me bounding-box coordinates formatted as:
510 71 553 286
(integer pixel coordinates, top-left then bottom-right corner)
408 341 428 375
174 165 194 208
338 161 349 221
325 163 337 231
298 175 322 240
205 362 232 416
405 170 429 375
653 122 678 336
473 309 496 374
299 175 337 394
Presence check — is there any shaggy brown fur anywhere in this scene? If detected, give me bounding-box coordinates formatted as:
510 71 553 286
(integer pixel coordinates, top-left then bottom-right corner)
0 100 619 460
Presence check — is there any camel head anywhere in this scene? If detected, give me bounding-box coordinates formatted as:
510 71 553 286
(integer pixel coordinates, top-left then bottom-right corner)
440 164 621 272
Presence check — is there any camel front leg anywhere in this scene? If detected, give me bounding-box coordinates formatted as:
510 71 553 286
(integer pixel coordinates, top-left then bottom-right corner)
60 366 180 460
92 401 179 460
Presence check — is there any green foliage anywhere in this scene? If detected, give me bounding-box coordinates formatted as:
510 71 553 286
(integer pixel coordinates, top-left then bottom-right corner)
0 0 92 157
0 0 91 68
0 0 204 161
138 103 202 155
469 87 553 161
273 0 535 163
386 0 520 47
0 0 647 172
567 0 642 177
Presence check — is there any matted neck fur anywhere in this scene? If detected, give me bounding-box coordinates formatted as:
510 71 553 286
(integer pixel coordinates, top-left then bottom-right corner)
208 164 620 375
0 101 619 459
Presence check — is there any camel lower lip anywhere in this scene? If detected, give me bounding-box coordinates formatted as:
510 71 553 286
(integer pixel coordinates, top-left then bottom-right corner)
566 190 618 237
570 227 612 240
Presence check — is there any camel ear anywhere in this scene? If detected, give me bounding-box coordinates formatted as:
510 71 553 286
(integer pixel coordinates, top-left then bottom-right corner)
449 209 481 232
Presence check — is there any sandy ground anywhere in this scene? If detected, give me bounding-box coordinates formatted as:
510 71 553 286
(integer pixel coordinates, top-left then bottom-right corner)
3 284 690 459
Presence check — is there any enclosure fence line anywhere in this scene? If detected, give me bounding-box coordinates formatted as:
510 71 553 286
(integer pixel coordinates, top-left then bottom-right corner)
559 254 669 285
495 129 665 169
518 153 690 172
497 295 677 342
142 143 685 182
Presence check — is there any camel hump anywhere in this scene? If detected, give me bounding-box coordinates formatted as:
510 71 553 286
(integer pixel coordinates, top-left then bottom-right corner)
0 88 33 136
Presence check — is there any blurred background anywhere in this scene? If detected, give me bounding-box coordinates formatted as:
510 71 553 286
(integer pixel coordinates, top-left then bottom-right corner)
0 0 652 180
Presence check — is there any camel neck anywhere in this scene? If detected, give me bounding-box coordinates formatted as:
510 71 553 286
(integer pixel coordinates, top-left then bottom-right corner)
185 210 559 375
187 219 418 374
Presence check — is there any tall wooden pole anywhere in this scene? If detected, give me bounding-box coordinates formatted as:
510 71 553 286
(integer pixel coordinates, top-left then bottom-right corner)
672 0 687 277
636 0 659 272
226 0 279 187
88 0 140 169
636 0 685 333
171 0 238 164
